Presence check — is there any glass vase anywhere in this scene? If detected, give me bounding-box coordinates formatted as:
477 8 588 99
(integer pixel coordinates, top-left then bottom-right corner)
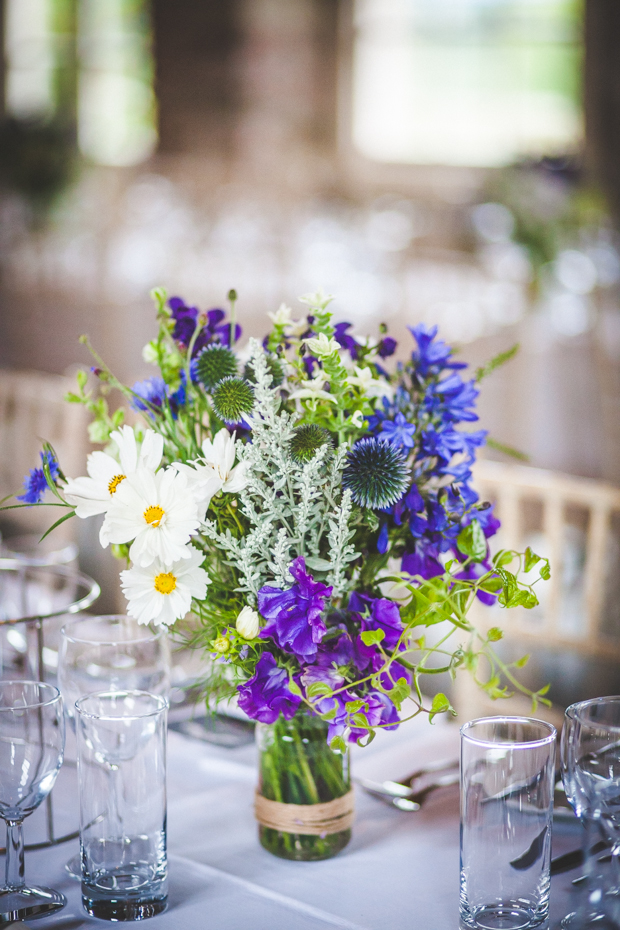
255 712 352 861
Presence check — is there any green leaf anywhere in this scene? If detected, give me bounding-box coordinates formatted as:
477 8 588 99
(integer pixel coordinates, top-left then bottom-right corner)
330 734 347 753
287 679 302 697
360 629 385 647
524 547 541 573
39 509 76 542
475 343 519 382
351 712 369 728
485 437 529 462
457 520 487 562
345 699 366 713
487 627 503 642
493 549 515 568
428 692 454 723
387 677 410 709
304 556 333 572
76 369 88 390
539 562 551 581
306 682 332 699
514 654 530 668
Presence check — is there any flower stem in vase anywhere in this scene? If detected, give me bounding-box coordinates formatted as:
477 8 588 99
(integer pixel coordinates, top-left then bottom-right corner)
256 712 352 861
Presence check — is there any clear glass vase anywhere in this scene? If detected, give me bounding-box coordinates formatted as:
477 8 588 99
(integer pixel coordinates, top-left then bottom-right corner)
256 712 352 861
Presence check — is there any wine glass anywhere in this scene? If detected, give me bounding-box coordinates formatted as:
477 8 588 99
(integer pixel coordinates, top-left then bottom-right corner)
561 696 620 928
0 680 66 922
58 615 171 878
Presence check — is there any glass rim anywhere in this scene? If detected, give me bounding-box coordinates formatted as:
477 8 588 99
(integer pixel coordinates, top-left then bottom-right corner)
460 715 557 748
75 689 168 721
0 680 62 711
569 696 620 729
61 615 165 646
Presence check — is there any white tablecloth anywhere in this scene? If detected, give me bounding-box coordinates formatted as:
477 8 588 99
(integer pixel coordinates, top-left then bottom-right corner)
8 715 582 929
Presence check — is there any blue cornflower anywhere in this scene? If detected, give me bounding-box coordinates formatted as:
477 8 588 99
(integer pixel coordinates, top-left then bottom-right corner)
18 452 59 504
130 377 167 414
378 412 416 448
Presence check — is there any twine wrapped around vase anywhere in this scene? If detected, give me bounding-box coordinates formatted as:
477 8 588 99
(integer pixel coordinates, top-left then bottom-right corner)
254 789 355 836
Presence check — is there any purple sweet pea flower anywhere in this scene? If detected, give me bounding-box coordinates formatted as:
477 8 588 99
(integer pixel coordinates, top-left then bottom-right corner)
402 547 444 580
237 652 301 723
258 557 332 661
348 692 400 742
359 597 404 651
333 322 361 360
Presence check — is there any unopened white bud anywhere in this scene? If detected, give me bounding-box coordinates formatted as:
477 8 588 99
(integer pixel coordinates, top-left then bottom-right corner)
236 605 260 639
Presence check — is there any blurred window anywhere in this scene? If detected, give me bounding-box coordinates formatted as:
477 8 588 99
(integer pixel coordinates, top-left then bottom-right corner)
3 0 157 167
78 0 156 167
352 0 582 167
4 0 55 118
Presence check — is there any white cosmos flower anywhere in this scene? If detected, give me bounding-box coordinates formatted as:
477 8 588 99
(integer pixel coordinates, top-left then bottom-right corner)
288 371 337 404
64 426 164 518
305 332 340 358
235 605 260 639
121 545 210 627
172 429 248 518
348 366 393 401
101 467 200 567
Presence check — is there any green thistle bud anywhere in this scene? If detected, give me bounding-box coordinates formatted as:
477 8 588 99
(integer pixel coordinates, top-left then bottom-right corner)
289 425 332 464
212 377 254 423
243 355 285 388
196 344 238 389
342 437 409 509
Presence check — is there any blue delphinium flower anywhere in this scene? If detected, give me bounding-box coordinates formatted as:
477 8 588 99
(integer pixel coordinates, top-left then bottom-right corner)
237 652 301 723
378 412 416 448
258 557 332 661
18 451 59 504
409 324 467 376
333 322 361 360
168 296 241 355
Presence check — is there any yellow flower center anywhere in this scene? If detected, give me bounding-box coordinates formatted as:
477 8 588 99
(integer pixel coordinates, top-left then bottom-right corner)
144 505 165 527
154 572 177 595
108 474 126 495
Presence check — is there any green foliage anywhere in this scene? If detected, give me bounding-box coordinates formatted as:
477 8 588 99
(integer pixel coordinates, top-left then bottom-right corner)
457 520 487 562
475 344 519 382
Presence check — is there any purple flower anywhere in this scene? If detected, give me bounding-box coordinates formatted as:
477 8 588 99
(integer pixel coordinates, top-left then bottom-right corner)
258 557 332 661
377 522 389 553
237 653 301 723
409 324 467 376
314 628 356 668
401 546 444 580
130 377 167 414
17 452 59 504
378 336 397 359
333 322 361 360
359 597 404 651
378 412 416 449
348 692 400 742
168 296 241 355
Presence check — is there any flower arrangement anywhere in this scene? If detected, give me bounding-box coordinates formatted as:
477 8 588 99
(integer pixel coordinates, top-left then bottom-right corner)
12 287 550 749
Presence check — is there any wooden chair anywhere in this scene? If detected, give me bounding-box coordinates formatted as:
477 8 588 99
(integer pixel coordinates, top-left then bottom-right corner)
454 459 620 725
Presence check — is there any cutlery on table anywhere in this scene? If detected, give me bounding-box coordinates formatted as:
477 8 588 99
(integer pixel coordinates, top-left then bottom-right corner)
354 757 459 799
361 770 460 812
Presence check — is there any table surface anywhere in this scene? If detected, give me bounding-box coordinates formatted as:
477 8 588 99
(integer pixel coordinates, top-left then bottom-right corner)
6 714 583 930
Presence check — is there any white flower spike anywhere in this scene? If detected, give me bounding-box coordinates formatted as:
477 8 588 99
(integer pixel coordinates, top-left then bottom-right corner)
304 333 340 358
101 467 200 567
348 366 393 401
121 545 210 627
172 428 248 519
64 426 164 518
288 371 337 405
235 605 260 639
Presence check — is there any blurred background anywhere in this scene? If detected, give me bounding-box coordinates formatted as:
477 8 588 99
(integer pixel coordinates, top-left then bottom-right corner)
1 0 620 715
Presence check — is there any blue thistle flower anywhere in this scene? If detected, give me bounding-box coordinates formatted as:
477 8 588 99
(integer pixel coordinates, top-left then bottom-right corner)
343 438 409 510
289 425 332 464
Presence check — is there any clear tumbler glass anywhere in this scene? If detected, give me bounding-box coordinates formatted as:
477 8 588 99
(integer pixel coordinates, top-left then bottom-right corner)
75 691 168 921
460 716 556 930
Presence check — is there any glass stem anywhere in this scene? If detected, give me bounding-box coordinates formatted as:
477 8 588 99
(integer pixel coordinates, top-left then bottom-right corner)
5 820 25 891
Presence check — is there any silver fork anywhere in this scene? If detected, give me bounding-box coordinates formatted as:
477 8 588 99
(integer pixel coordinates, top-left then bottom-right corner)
354 757 459 799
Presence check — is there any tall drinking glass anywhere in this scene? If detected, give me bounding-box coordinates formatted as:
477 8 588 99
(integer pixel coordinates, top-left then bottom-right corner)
0 681 66 922
76 691 168 921
460 716 556 930
58 615 170 879
561 696 620 928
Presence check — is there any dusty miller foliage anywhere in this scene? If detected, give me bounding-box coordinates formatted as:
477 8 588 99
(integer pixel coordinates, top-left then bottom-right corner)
201 339 357 601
